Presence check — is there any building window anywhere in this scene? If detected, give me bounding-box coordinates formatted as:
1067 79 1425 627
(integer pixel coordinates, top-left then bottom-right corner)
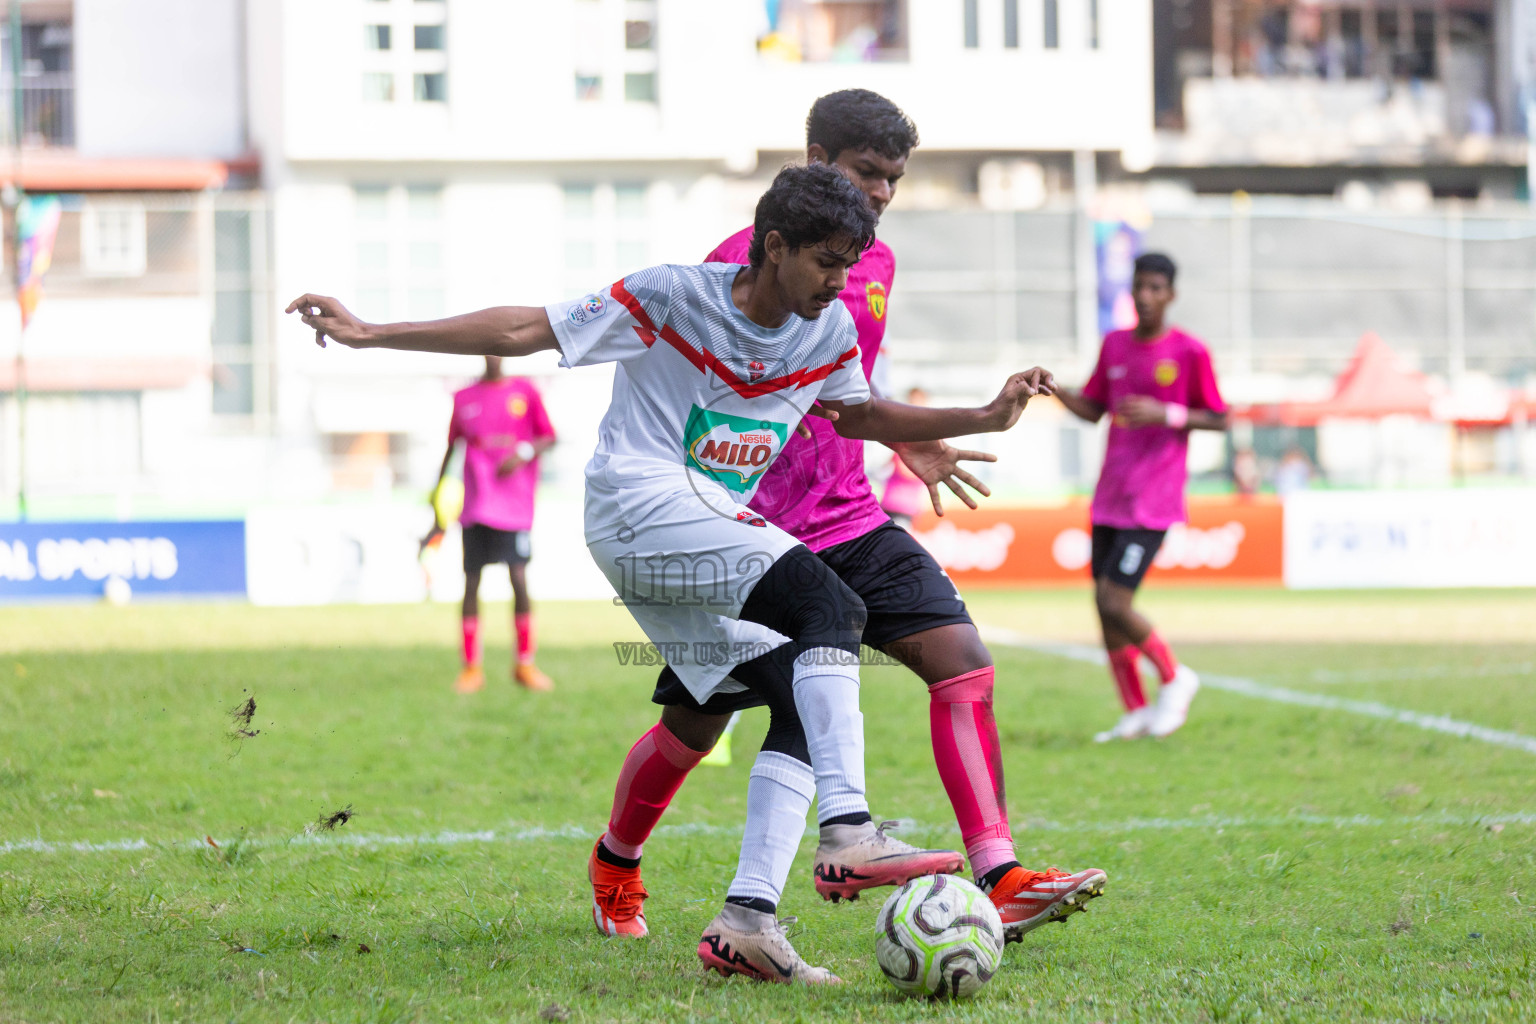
414 72 447 102
354 183 447 323
414 24 444 50
354 184 390 220
574 74 602 101
364 24 391 50
563 184 595 219
625 19 654 49
1043 0 1059 49
81 202 147 277
362 72 394 102
407 184 444 219
624 71 656 103
1003 0 1018 48
963 0 978 48
356 241 389 272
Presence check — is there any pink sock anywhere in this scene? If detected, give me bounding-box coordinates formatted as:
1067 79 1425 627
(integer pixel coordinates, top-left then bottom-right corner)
1140 631 1178 684
515 612 535 665
1107 645 1146 711
602 722 706 861
461 616 480 667
929 667 1016 880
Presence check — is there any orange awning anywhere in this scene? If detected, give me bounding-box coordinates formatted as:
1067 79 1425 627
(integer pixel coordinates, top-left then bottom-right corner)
0 154 230 192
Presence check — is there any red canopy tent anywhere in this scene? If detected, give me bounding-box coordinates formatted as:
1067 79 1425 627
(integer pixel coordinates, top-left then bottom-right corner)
1238 332 1437 425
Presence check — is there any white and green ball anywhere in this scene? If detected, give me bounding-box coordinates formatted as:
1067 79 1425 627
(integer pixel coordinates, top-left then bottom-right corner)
874 873 1005 999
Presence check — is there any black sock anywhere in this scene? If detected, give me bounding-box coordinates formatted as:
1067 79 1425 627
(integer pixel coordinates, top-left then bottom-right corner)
980 861 1023 892
595 840 640 870
725 896 777 916
820 811 873 828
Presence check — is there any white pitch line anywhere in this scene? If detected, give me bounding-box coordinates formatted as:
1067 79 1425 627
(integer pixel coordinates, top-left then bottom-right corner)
978 624 1536 757
3 811 1533 858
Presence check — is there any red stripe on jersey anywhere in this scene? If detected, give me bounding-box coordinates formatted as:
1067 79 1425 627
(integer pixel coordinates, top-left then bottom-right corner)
608 279 659 347
609 277 861 399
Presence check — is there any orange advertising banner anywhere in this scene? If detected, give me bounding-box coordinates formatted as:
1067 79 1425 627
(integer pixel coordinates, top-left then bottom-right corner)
908 497 1284 587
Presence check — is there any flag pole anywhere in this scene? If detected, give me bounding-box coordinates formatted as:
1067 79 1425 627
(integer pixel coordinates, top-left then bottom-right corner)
9 0 24 522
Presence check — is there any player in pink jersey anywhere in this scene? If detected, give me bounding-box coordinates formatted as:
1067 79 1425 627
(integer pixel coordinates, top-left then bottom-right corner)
880 387 932 529
437 356 557 694
587 90 1106 944
1057 253 1229 741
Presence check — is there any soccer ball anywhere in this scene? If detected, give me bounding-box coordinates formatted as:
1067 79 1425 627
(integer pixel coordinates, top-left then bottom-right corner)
102 576 133 606
874 873 1004 999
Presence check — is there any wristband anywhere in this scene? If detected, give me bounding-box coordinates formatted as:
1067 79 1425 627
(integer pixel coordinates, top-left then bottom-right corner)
1164 403 1188 429
515 441 536 461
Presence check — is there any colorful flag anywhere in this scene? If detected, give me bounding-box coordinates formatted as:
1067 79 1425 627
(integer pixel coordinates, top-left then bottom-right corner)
16 194 62 329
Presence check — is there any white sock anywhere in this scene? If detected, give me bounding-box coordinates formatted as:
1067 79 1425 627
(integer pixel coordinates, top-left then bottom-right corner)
791 647 868 824
727 751 815 905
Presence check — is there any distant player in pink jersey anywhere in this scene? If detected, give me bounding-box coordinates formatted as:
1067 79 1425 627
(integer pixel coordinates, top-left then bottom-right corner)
880 386 932 528
1058 253 1229 741
587 90 1106 944
437 356 557 694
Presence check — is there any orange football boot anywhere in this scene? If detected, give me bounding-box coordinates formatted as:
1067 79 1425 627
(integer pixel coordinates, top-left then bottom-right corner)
514 662 554 691
988 865 1107 942
588 840 649 937
454 664 485 694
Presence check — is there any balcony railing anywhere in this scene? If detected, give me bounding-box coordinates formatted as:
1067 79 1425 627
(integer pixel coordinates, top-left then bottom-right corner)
0 73 74 148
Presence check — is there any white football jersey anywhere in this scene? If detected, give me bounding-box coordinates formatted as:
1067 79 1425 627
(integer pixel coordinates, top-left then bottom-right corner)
546 263 871 540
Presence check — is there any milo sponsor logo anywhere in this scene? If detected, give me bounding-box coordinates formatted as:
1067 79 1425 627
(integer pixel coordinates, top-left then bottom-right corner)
684 406 790 493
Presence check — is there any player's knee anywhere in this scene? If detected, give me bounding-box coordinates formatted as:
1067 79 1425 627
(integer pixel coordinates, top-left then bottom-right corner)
659 705 730 753
761 712 811 766
742 546 865 654
1094 581 1129 624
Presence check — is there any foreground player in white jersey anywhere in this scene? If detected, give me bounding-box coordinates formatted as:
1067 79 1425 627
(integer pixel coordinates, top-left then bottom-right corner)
289 165 1054 981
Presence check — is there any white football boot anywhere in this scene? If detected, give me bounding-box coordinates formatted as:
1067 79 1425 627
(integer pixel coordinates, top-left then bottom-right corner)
1093 706 1154 743
1147 665 1200 738
696 904 840 984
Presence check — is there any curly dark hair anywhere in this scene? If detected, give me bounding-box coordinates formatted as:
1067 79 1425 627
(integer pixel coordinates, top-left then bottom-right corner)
747 163 877 270
1134 252 1178 285
805 89 919 162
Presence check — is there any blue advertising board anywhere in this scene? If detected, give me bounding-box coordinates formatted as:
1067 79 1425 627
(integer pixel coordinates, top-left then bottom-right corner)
0 520 246 600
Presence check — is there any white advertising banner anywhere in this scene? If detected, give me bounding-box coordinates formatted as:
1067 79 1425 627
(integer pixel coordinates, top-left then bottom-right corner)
1283 489 1536 589
245 496 613 606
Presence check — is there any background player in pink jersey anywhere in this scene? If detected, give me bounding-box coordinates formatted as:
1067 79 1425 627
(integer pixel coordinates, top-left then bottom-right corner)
1057 253 1229 741
437 356 557 694
879 386 932 529
588 90 1106 944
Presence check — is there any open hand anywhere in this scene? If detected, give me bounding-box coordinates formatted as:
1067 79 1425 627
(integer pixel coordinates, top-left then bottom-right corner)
893 441 996 516
986 367 1056 430
286 294 372 349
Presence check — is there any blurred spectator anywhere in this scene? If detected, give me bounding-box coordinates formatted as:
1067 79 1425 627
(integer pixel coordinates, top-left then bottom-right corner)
1232 446 1261 497
1275 445 1315 498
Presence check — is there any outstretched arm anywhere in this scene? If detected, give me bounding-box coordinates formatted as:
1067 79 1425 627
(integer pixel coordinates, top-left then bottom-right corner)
819 367 1055 444
286 294 560 359
1056 388 1106 424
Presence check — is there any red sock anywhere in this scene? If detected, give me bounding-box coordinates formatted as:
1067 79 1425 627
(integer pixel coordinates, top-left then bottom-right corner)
1107 646 1147 711
602 723 706 861
928 667 1015 879
1140 631 1178 684
515 612 535 665
461 616 480 667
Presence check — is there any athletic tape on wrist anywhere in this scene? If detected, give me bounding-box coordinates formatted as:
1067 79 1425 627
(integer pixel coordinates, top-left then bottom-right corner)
1164 403 1189 429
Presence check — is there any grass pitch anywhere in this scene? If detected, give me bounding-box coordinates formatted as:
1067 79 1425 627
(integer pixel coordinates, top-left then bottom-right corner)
2 590 1534 1022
